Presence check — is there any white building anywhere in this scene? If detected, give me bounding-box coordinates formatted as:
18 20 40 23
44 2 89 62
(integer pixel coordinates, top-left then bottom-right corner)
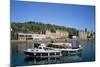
18 33 46 41
18 33 33 41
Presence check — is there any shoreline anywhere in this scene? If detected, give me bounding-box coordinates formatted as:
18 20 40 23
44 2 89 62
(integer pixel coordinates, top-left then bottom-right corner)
11 38 94 43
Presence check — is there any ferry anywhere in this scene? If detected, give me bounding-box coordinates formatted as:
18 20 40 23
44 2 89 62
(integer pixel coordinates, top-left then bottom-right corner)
24 43 62 58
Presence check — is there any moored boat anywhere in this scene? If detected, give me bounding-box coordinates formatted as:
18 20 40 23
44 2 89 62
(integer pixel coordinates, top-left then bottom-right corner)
24 43 62 58
47 42 82 55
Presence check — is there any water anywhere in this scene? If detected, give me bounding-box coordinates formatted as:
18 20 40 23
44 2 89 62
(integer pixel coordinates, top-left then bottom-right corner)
11 40 95 66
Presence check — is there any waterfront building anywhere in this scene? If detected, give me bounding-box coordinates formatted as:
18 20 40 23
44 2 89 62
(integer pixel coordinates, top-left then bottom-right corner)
87 32 95 39
17 30 69 41
18 33 33 41
78 31 88 40
18 33 47 41
46 30 69 39
32 34 46 40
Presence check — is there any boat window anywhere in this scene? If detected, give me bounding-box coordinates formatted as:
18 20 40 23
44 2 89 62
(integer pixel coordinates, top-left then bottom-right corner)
41 53 48 56
43 47 50 50
31 49 34 51
69 51 76 53
50 53 55 56
56 52 60 55
36 50 38 51
36 53 41 56
43 47 47 50
39 47 42 49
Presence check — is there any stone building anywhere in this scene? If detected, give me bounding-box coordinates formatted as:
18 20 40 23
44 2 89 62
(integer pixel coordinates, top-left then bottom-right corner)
78 31 88 40
46 30 69 39
18 30 69 41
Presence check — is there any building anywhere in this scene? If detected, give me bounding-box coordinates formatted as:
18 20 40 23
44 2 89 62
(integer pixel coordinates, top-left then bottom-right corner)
46 30 69 39
18 33 33 41
18 33 47 41
87 31 95 39
32 34 46 40
78 31 88 40
18 30 69 41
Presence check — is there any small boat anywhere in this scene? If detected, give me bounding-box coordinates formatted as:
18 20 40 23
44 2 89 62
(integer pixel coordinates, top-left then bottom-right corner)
24 43 62 58
47 42 82 55
54 45 82 55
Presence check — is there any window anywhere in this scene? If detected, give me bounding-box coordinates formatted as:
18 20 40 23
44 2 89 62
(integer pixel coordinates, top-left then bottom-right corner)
25 35 32 37
56 52 60 55
41 53 48 56
36 53 41 56
19 35 24 37
50 53 55 56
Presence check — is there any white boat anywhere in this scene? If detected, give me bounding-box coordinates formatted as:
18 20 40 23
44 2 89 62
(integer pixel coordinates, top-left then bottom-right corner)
53 45 82 55
24 43 62 58
47 43 82 55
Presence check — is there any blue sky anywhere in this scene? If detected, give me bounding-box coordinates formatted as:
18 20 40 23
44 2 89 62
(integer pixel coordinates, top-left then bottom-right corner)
11 0 95 31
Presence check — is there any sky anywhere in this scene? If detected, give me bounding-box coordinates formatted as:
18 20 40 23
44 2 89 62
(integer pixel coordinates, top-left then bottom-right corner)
11 0 95 31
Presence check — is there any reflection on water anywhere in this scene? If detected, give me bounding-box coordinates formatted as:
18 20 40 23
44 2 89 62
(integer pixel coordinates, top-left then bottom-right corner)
11 40 95 66
24 55 82 65
24 57 61 65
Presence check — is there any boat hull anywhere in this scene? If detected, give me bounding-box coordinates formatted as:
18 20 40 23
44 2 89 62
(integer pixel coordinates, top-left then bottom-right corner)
24 51 62 58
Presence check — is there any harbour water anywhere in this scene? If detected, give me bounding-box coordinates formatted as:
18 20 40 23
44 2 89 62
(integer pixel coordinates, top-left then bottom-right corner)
11 40 95 66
